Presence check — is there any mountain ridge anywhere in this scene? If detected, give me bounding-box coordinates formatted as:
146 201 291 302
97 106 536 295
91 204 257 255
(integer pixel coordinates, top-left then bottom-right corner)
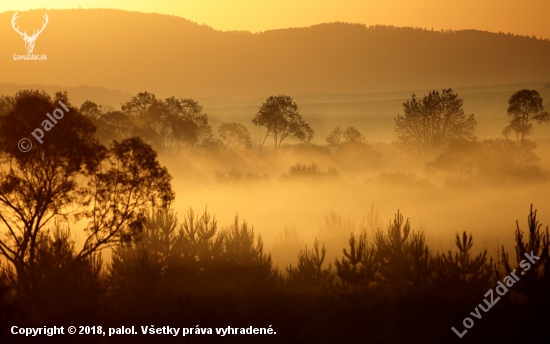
1 9 549 98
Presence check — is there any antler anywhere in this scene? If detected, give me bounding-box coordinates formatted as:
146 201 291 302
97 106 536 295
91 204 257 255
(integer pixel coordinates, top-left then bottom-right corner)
11 11 26 37
31 13 49 38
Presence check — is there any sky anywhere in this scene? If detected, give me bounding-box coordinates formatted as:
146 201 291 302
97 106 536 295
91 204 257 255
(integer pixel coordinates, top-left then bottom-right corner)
1 0 549 38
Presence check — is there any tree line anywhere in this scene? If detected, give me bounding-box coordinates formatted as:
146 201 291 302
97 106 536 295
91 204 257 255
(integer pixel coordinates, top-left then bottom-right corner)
3 87 546 157
1 201 548 342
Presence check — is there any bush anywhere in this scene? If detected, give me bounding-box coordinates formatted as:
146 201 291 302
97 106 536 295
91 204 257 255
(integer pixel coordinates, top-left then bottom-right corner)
215 169 269 184
281 163 339 180
426 138 548 186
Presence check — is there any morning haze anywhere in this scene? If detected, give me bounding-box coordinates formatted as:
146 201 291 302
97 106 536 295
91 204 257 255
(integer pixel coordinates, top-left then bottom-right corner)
0 6 549 344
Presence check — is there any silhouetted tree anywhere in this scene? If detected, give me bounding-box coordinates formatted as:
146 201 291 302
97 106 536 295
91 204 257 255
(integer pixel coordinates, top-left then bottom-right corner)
0 95 15 117
394 89 476 153
78 137 174 259
332 231 381 320
215 169 269 184
342 126 366 143
503 89 549 142
373 210 437 300
0 90 103 293
218 122 252 149
282 163 339 180
0 91 173 294
408 231 436 291
110 212 167 301
95 110 135 142
374 211 413 296
79 100 104 120
441 232 492 294
426 138 545 186
252 95 314 152
334 231 376 293
0 263 11 327
498 205 549 303
32 222 104 321
221 215 279 288
119 92 214 153
164 97 213 153
287 238 334 292
325 126 366 148
325 125 344 147
171 207 224 285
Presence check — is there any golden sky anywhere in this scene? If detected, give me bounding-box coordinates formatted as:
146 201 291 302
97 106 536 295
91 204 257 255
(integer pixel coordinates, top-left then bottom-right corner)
2 0 550 38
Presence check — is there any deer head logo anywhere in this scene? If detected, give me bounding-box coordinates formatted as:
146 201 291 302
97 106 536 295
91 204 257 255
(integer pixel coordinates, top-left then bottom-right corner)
11 12 49 54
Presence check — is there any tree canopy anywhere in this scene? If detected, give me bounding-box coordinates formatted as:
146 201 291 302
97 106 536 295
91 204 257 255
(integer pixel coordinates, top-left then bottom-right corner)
394 89 476 153
325 126 367 148
252 95 314 152
0 90 174 293
218 122 252 149
80 92 215 154
503 89 549 142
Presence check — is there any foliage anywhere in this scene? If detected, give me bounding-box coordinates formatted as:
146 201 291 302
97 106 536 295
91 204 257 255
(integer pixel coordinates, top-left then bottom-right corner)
252 95 314 152
221 215 279 289
325 126 367 147
1 198 549 342
325 125 344 147
374 211 413 296
503 89 550 142
0 90 104 293
215 169 269 184
334 231 376 293
0 91 173 294
281 163 339 180
32 223 105 320
394 89 476 153
498 205 549 304
218 122 252 149
440 232 493 293
82 92 216 154
332 231 382 318
173 206 224 284
373 211 439 299
0 94 15 117
426 138 546 186
80 137 174 258
287 238 334 292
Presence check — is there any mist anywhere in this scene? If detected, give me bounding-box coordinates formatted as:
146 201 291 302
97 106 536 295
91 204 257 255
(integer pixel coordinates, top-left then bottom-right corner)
1 7 550 344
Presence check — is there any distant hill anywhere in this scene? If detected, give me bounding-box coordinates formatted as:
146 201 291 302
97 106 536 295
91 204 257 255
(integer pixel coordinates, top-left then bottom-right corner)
0 83 131 108
1 9 550 98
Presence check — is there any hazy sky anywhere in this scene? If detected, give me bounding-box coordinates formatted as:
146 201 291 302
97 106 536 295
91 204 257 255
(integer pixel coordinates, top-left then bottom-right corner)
2 0 549 38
